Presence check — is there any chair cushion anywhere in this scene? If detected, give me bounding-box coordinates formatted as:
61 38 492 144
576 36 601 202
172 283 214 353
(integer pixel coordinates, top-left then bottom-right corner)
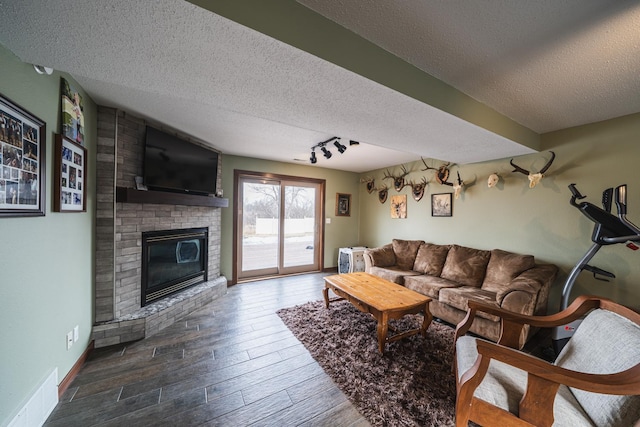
555 309 640 427
392 239 424 271
367 266 420 285
404 274 459 299
482 249 535 293
413 243 450 275
440 245 490 287
456 336 595 426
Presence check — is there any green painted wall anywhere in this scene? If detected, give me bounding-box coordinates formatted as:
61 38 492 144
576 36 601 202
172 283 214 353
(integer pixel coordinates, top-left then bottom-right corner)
0 46 96 425
220 155 361 281
358 113 640 312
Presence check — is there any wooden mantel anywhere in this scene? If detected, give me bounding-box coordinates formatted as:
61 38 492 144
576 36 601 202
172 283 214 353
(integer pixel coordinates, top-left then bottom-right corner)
116 187 229 208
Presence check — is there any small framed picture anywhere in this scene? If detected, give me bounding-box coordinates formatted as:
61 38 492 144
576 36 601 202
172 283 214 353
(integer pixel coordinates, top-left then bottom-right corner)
60 78 85 146
54 134 87 212
0 93 46 217
390 194 407 219
431 193 452 217
336 193 351 217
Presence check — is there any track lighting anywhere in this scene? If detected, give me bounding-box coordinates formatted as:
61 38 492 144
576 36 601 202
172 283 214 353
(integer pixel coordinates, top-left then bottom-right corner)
308 136 358 164
33 64 53 75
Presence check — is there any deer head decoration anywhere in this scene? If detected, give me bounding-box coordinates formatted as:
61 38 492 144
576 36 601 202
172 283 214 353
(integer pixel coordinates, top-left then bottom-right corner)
383 165 410 192
360 176 376 194
377 185 389 204
407 177 428 201
421 158 454 186
510 151 556 188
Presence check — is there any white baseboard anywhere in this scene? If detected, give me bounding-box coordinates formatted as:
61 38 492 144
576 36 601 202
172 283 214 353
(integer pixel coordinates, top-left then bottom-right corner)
8 369 58 427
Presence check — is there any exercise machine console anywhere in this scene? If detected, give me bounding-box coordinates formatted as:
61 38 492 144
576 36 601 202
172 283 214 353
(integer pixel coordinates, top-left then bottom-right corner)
552 184 640 353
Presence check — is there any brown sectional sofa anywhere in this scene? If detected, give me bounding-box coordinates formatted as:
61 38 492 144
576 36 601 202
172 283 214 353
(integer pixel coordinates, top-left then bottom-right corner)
363 239 558 347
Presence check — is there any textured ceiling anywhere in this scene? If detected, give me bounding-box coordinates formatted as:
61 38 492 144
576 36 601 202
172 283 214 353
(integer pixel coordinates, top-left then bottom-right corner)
299 0 640 134
1 1 638 172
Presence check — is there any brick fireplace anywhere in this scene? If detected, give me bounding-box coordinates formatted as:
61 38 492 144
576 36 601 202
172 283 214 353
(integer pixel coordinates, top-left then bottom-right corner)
92 108 227 348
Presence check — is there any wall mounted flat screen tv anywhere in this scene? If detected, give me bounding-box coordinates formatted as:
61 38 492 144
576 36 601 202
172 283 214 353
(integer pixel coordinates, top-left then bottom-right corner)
144 126 218 195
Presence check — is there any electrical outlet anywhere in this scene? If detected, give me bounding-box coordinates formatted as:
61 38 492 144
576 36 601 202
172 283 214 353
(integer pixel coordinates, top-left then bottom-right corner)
66 331 73 350
73 325 79 342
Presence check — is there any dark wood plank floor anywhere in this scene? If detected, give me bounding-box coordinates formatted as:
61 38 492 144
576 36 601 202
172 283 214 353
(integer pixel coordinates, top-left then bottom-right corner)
45 273 370 427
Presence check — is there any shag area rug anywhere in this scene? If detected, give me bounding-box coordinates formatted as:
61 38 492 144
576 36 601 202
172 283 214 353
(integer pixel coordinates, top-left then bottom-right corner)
277 299 457 426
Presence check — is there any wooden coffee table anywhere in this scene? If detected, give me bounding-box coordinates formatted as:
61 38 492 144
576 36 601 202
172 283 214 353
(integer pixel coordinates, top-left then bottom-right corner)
323 272 432 353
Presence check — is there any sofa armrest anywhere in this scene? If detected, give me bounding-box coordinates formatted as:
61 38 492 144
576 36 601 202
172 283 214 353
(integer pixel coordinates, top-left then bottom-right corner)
496 263 558 306
363 244 395 271
455 295 605 349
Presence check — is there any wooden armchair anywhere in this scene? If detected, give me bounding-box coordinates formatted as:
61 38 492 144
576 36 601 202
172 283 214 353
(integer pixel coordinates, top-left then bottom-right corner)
453 295 640 427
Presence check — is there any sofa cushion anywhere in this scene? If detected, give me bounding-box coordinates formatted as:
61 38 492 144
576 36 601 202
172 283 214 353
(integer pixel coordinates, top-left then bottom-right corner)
367 266 421 285
555 309 640 427
482 249 535 293
404 275 460 299
391 239 424 271
440 245 491 287
439 287 500 322
413 243 450 276
364 244 396 267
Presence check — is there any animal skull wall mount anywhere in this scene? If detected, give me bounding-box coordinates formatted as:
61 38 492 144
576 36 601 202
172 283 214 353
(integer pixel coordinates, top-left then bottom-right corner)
421 158 454 186
377 185 389 204
510 151 556 188
383 165 410 192
360 176 376 194
452 172 464 199
487 173 500 188
407 177 428 201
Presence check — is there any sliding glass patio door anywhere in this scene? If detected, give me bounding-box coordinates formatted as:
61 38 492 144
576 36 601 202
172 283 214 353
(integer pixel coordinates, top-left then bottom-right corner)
236 172 324 281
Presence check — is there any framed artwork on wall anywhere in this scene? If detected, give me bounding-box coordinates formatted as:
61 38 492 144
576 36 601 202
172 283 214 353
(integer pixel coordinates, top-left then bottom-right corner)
390 194 407 218
0 93 46 217
431 193 452 217
54 134 87 212
336 193 351 216
60 78 85 146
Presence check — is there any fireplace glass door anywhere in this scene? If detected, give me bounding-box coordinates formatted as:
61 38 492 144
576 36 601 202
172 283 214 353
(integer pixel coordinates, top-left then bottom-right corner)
142 228 208 305
237 174 323 280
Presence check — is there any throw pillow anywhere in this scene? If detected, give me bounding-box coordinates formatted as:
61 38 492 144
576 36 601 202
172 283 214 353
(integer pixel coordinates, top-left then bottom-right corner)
482 249 535 293
440 245 491 287
413 243 450 276
391 239 424 271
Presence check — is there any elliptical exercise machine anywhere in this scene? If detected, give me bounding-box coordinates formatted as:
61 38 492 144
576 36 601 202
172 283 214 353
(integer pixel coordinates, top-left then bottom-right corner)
552 183 640 354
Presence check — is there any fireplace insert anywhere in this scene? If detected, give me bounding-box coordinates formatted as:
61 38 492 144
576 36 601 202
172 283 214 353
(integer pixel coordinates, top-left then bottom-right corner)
141 227 208 306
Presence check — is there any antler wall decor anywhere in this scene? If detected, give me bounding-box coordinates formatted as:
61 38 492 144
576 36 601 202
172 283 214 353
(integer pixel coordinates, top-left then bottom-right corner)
407 177 428 201
360 176 376 194
510 151 556 188
383 165 410 192
421 158 454 186
452 171 465 199
377 185 389 204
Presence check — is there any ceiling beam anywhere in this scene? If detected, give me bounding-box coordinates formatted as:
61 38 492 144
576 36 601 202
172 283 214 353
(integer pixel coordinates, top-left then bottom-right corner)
187 0 540 151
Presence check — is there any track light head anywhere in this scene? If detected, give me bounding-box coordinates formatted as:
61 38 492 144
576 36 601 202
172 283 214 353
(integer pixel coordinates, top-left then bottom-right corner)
334 140 347 154
321 146 332 159
349 140 359 146
33 64 53 75
309 150 317 164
